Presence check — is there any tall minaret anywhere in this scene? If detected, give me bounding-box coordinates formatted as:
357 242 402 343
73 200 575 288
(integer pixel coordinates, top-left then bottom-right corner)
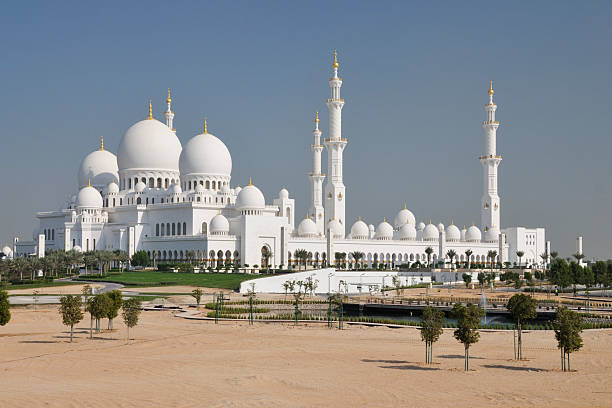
309 111 326 234
323 50 347 237
480 80 502 236
164 88 175 132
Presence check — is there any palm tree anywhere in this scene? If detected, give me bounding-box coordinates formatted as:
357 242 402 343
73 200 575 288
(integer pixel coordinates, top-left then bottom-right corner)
350 251 364 269
186 250 195 265
550 251 559 260
540 253 548 269
446 249 457 268
425 247 434 267
516 251 525 269
573 253 585 264
294 249 309 270
487 250 497 272
464 249 473 270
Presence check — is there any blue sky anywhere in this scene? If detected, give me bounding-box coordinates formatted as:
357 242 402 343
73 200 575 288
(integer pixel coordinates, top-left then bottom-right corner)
0 1 610 259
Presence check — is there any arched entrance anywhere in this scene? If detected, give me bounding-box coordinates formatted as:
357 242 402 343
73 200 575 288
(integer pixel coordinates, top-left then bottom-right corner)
261 245 271 269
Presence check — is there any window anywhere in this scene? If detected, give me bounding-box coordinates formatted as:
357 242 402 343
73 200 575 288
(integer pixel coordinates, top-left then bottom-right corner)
161 224 165 236
120 198 123 205
201 222 207 234
149 178 154 188
183 222 187 235
157 178 162 188
177 223 181 235
137 197 142 205
93 239 96 250
156 224 159 236
72 239 75 247
206 180 210 189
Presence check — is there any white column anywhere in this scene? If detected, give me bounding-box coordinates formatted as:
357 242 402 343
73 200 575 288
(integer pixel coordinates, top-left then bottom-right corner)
480 81 502 235
309 111 326 234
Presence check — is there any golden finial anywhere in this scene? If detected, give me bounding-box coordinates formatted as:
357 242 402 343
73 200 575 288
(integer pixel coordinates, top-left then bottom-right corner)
248 176 253 186
100 136 104 151
88 178 91 187
450 219 454 225
358 216 361 221
166 88 172 104
332 49 339 69
315 111 320 123
203 117 208 134
383 217 386 223
403 202 407 210
463 225 466 229
147 99 153 119
472 222 475 226
488 80 494 96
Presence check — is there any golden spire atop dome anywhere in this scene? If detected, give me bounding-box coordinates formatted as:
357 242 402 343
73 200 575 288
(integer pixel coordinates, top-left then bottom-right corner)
146 99 153 120
488 80 494 96
203 117 208 134
166 88 172 104
403 202 407 210
248 176 253 186
100 136 104 151
88 178 91 187
332 49 339 69
315 111 320 123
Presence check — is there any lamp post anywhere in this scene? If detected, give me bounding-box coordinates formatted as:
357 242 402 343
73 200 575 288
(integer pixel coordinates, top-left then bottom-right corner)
328 272 333 295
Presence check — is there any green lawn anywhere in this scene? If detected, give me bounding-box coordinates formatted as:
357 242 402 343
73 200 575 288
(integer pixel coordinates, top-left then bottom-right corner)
1 281 82 291
81 271 259 290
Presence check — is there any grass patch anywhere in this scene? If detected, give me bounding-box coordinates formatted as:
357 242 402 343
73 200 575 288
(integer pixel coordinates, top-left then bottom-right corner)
1 281 82 291
81 271 259 290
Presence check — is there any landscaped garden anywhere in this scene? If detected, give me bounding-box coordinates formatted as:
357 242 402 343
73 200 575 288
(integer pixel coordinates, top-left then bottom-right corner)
81 271 259 290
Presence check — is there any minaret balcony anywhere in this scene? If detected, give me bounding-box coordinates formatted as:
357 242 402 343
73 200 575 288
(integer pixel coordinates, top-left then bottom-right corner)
482 120 499 125
326 98 345 103
323 137 347 143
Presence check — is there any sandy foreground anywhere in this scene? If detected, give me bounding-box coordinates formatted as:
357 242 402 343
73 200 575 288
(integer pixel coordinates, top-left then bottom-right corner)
1 306 611 408
6 284 104 296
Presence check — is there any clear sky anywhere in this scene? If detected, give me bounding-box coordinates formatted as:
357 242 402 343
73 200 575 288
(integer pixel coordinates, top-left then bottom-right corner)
0 1 610 259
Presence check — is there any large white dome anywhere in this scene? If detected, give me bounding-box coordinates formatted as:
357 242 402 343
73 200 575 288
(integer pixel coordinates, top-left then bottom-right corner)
350 219 369 239
236 184 265 209
327 219 344 239
297 218 317 237
375 220 393 240
484 226 500 243
446 223 461 242
117 119 182 171
179 132 232 177
423 223 439 241
398 223 417 240
76 186 103 208
78 148 119 189
394 207 416 229
210 214 230 235
466 225 482 242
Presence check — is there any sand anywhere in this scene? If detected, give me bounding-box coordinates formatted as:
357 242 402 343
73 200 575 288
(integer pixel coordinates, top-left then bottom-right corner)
0 306 610 408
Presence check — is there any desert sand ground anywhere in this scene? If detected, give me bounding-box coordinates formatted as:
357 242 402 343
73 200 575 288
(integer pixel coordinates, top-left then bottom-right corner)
6 284 104 296
1 306 611 408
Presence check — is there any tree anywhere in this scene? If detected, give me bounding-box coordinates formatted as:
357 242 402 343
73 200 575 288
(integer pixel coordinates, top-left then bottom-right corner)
477 272 487 288
516 251 525 268
350 251 364 269
131 250 150 267
425 247 434 267
59 295 83 342
122 298 142 342
294 249 309 270
446 249 457 269
186 250 195 265
452 303 485 371
462 273 472 288
554 306 584 372
0 290 10 326
540 253 548 269
87 294 111 336
419 306 445 364
465 249 473 269
105 290 123 330
550 251 559 260
506 294 537 360
191 288 203 307
487 250 497 272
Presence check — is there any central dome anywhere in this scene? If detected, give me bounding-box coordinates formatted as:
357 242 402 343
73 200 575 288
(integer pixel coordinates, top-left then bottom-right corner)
179 132 232 177
117 119 182 171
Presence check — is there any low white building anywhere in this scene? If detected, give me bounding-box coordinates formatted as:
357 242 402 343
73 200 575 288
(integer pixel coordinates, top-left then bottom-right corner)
502 227 546 267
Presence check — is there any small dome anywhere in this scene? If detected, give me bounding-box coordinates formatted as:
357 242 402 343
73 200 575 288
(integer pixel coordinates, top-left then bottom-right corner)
106 182 119 194
179 131 232 177
210 213 230 235
135 181 146 192
76 186 103 208
2 246 13 258
375 220 393 240
350 219 369 239
394 207 416 229
72 245 82 252
236 184 265 209
446 224 461 242
438 223 445 232
327 219 343 239
170 183 182 194
117 119 182 172
423 223 439 241
398 223 417 240
195 183 205 193
78 148 119 189
417 222 426 231
297 218 317 237
466 225 482 242
279 188 289 199
484 226 500 243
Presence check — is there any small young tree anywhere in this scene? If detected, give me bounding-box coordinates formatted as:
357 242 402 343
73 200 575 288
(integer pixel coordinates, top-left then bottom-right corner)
130 250 150 267
191 288 203 307
506 294 537 360
0 290 11 326
452 303 484 371
59 295 83 342
122 298 142 342
419 306 445 364
477 272 487 288
105 290 123 330
554 306 584 372
462 273 472 288
88 294 111 335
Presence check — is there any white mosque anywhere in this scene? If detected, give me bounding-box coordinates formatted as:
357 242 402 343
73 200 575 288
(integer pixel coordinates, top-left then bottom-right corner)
7 52 546 269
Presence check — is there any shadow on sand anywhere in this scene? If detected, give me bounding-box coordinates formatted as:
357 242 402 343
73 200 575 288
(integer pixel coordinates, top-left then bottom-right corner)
438 354 484 360
19 340 60 344
362 359 439 371
483 364 549 372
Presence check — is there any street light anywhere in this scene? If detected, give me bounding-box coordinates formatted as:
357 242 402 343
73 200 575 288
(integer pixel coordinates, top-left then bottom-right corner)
328 272 334 295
